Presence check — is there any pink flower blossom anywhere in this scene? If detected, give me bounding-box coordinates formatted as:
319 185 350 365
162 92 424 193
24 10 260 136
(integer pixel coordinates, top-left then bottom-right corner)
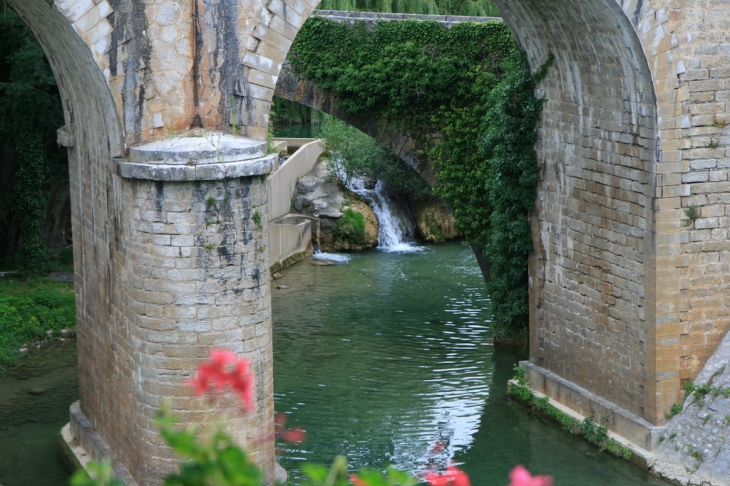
508 465 553 486
425 466 471 486
350 474 369 486
187 349 256 412
278 428 306 444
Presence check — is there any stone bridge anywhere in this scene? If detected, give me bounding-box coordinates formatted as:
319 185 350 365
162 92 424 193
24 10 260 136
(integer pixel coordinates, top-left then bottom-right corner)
8 0 730 484
273 11 500 184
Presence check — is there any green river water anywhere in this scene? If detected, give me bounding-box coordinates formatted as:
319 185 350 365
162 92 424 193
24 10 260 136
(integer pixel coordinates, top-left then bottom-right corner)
272 243 668 486
0 242 669 485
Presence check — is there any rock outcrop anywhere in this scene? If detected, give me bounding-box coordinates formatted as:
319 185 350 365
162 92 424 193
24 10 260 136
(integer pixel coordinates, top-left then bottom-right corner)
652 330 730 485
412 198 459 242
293 163 378 252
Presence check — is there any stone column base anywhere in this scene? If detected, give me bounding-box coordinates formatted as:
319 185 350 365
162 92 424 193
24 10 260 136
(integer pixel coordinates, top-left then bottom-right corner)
521 361 665 451
61 402 138 485
62 401 287 485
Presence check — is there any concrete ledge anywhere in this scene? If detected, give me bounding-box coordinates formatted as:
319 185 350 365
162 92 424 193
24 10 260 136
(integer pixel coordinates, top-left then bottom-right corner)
269 214 316 268
522 361 665 451
117 154 277 181
65 402 138 485
508 380 656 469
273 137 319 151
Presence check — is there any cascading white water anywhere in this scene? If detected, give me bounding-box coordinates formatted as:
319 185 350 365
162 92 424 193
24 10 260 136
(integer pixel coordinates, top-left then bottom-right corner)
347 178 422 253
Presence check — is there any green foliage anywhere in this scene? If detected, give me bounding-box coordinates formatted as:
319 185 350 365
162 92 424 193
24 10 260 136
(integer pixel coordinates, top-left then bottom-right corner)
321 117 430 200
290 18 514 128
333 208 367 245
580 415 608 444
156 408 263 486
665 402 683 420
0 278 75 366
693 383 713 398
252 211 262 229
0 10 67 276
683 205 700 226
272 97 327 126
290 17 548 337
512 364 527 386
477 52 552 336
301 456 417 486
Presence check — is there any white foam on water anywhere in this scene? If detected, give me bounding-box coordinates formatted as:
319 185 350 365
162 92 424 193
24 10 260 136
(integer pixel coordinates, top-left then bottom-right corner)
313 252 352 263
378 242 425 253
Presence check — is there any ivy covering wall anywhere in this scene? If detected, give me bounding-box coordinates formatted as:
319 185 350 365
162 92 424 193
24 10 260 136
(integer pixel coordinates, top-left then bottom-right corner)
288 17 551 339
0 10 67 276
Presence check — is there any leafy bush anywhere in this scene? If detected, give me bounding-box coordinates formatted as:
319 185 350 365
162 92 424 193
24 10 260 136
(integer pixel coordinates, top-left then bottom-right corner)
0 10 67 276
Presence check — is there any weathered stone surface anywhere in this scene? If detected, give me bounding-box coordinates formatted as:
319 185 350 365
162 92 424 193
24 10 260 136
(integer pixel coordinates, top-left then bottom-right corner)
653 330 730 484
412 198 459 243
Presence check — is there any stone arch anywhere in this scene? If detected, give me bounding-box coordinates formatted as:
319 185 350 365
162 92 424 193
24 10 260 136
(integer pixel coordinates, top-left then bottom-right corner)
5 0 137 479
274 70 433 182
491 0 664 425
257 0 672 428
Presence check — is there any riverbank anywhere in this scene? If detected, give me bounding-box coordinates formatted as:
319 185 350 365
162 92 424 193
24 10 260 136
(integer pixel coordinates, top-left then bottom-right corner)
0 275 76 369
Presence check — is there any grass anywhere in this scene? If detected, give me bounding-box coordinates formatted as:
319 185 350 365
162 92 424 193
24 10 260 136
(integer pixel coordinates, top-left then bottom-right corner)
0 275 76 369
333 208 367 246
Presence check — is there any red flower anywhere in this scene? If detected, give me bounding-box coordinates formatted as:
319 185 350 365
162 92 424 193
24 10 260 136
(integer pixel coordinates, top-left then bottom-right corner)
425 466 470 486
350 474 370 486
508 465 553 486
187 349 256 412
278 428 306 444
429 442 445 454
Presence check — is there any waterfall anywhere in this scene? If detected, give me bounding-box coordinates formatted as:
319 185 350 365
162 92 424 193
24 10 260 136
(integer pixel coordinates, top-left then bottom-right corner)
347 178 422 253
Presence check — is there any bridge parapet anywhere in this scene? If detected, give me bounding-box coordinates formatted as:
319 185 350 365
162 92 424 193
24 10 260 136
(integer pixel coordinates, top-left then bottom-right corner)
310 9 500 27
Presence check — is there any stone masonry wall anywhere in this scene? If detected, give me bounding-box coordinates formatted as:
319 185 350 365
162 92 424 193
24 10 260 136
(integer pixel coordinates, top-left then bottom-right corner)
494 0 660 421
118 176 274 483
673 1 730 392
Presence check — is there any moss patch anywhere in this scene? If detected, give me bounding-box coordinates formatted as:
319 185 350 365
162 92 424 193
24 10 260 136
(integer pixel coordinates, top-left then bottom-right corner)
270 249 313 275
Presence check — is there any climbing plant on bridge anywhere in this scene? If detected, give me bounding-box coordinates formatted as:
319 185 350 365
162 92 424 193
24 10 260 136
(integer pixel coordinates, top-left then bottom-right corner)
289 17 550 339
